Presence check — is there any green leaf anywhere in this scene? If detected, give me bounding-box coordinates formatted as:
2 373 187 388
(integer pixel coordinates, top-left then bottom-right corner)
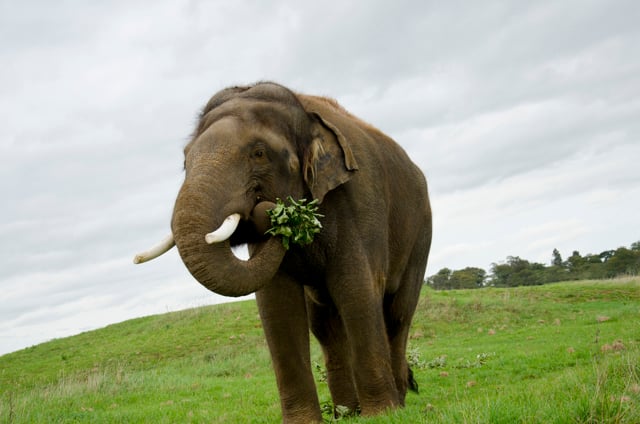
265 197 324 250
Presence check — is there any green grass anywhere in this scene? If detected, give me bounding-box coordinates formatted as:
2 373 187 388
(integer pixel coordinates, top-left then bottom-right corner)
1 278 639 423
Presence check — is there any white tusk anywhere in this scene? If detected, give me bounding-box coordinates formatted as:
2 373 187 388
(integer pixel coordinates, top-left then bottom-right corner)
205 213 241 244
133 234 176 264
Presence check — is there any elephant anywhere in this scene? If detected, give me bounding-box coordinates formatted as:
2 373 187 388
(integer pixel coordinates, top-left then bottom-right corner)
134 82 432 423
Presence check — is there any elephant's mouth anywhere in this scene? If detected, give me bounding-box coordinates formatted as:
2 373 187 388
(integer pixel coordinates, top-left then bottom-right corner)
133 201 274 264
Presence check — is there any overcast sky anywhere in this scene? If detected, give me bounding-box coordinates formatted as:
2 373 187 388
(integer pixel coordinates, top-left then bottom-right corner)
1 0 638 355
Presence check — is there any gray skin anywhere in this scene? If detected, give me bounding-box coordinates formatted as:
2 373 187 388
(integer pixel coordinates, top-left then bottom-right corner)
168 82 432 423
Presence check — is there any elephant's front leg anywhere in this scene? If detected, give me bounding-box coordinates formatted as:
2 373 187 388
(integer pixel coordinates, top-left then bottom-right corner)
256 271 322 424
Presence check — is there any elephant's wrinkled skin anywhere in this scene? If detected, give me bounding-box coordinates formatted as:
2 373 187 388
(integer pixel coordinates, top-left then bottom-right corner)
137 82 432 423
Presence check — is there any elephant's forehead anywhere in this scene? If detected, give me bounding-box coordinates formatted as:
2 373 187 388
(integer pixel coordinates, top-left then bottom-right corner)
200 98 299 134
204 115 244 137
195 114 291 153
195 116 247 152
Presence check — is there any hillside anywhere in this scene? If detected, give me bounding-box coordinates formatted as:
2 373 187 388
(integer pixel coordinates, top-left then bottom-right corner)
1 279 639 423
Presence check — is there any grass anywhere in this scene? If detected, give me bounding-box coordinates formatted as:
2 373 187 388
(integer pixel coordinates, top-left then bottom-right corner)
1 278 639 423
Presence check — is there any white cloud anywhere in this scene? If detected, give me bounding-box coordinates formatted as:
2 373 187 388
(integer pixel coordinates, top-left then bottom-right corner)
1 0 639 355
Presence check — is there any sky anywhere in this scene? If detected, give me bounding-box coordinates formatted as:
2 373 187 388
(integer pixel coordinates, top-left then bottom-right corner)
1 0 639 355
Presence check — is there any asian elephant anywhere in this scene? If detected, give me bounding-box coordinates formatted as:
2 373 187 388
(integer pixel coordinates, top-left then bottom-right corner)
134 82 432 423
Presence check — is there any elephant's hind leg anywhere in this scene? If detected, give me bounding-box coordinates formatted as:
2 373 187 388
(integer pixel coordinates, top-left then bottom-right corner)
385 311 417 405
327 282 401 415
385 248 428 404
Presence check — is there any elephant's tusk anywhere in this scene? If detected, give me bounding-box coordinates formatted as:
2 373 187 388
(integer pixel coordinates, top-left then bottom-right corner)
133 234 176 264
205 213 241 244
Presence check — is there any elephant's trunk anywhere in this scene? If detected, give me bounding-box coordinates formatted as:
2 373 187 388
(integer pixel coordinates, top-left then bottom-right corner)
171 177 286 297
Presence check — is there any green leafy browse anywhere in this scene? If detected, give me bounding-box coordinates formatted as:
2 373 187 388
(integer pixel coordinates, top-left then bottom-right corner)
266 197 323 250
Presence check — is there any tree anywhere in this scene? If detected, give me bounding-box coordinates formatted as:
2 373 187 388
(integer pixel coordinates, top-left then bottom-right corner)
489 256 544 287
489 262 511 287
426 268 452 290
544 248 567 283
565 251 586 277
599 250 615 262
581 254 605 279
449 267 486 289
605 247 640 277
427 267 486 290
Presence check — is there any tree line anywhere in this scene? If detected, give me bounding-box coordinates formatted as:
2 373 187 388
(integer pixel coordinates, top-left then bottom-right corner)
426 241 640 290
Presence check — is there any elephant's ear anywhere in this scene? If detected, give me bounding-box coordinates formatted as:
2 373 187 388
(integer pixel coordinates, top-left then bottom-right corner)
304 113 358 203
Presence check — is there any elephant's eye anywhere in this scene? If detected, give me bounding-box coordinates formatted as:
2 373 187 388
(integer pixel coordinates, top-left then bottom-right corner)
251 145 268 160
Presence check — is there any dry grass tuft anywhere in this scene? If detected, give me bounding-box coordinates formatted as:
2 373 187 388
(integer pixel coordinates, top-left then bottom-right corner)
601 340 625 352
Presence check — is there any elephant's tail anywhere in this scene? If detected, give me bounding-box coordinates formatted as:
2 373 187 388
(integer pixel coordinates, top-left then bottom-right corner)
408 366 419 394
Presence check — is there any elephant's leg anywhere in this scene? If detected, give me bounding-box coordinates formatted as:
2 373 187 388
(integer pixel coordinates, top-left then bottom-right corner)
386 308 416 405
327 269 400 416
256 272 322 424
306 298 359 414
385 249 427 404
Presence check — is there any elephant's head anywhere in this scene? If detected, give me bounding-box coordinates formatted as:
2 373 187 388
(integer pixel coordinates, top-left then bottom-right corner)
134 82 357 296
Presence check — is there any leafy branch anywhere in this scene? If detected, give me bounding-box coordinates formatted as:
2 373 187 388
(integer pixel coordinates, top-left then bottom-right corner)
266 197 323 250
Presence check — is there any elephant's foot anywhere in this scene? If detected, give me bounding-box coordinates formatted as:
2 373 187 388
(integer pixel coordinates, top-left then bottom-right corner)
359 399 399 418
282 414 322 424
356 372 401 417
276 391 323 423
279 390 323 423
281 406 322 424
325 366 359 416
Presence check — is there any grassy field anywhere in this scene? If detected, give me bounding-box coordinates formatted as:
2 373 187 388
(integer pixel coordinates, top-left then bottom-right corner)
1 278 638 423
